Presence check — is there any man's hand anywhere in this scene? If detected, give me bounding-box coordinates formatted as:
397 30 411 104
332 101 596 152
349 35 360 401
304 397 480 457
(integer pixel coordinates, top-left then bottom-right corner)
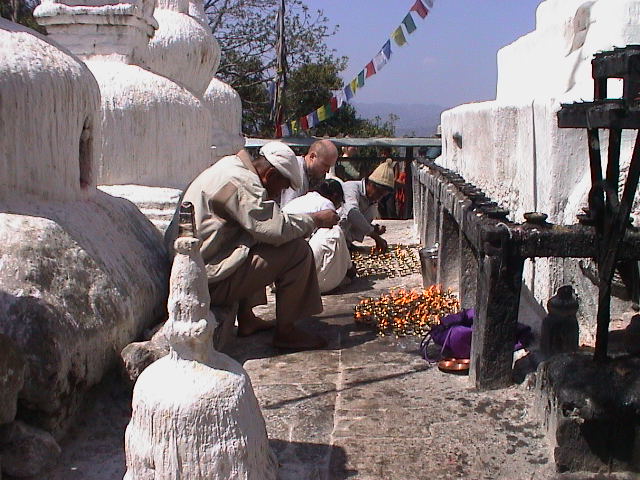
374 235 388 253
369 230 388 253
311 209 339 229
373 224 386 235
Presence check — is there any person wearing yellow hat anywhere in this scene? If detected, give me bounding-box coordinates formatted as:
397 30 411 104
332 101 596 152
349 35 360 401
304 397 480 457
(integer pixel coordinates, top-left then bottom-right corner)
171 141 339 350
339 158 395 252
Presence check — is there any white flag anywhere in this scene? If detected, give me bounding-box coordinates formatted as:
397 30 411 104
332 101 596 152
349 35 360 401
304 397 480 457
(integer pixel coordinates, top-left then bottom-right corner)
373 50 388 72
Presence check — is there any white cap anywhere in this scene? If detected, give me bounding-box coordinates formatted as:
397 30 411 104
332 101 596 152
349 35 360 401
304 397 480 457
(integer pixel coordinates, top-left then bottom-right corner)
259 141 302 190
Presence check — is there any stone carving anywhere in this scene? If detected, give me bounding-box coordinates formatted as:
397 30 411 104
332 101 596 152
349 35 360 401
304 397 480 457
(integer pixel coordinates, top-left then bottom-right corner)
0 19 168 440
540 285 580 358
124 204 276 480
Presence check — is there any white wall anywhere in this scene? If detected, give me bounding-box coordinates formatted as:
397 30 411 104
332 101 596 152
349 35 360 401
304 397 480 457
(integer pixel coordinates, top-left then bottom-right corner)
0 19 101 202
439 0 640 343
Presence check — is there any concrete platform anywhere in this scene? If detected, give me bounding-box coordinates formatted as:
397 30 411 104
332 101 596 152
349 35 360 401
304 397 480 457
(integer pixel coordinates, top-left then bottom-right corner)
38 220 638 480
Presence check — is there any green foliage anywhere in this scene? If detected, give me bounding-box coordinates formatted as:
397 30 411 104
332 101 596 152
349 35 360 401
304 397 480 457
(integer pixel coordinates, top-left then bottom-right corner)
205 0 396 138
1 0 46 33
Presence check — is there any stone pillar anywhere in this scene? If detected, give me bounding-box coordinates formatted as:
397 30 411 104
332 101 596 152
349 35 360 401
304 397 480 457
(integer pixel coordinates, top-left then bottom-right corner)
124 204 276 480
426 190 440 246
540 285 579 358
470 247 524 390
437 209 460 295
459 233 478 309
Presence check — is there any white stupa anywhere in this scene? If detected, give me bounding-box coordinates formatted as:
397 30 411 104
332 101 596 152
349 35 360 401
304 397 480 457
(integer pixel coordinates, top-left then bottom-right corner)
124 208 277 480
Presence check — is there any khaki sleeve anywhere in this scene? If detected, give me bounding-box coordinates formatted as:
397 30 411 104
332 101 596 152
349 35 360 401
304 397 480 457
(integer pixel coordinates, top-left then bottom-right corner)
215 180 315 246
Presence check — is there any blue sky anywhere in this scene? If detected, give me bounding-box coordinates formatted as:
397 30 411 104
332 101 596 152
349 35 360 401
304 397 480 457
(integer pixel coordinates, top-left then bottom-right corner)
304 0 544 109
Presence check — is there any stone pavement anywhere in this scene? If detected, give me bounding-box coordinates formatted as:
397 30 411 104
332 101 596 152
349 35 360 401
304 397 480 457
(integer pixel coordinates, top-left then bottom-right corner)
39 220 638 480
231 220 557 480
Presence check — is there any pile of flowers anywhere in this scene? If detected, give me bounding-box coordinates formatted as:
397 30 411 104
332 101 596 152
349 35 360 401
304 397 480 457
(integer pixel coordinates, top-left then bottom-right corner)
354 285 460 336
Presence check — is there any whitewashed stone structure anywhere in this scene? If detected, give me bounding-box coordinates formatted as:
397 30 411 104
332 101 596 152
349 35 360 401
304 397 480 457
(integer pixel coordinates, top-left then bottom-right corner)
35 0 243 194
124 223 276 480
438 0 640 343
0 18 168 443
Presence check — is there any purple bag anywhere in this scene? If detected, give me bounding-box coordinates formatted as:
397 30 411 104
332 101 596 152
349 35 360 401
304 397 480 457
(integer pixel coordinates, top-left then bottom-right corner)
420 309 474 361
420 309 532 362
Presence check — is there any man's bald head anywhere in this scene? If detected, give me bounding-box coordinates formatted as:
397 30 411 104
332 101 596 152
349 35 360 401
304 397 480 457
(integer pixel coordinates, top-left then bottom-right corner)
305 139 338 183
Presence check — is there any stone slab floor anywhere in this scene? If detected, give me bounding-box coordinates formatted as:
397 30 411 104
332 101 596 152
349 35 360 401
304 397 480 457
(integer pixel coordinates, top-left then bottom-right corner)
39 220 637 480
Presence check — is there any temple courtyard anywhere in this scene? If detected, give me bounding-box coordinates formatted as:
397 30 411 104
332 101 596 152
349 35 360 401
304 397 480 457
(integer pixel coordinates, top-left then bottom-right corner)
39 221 633 480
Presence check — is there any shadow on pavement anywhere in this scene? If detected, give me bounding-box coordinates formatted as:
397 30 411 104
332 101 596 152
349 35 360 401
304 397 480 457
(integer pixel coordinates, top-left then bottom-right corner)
270 438 356 479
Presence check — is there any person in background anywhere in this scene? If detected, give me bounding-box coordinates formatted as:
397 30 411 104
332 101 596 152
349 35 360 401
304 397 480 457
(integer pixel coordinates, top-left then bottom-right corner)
280 139 338 206
175 141 338 350
334 145 360 181
282 179 352 293
340 158 395 253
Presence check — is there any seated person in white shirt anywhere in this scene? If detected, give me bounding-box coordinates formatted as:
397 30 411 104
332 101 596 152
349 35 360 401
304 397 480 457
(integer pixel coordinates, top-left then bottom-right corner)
282 179 352 293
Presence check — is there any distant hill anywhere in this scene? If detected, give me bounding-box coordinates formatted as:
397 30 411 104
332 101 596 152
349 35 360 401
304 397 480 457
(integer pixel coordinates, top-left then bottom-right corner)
353 102 446 137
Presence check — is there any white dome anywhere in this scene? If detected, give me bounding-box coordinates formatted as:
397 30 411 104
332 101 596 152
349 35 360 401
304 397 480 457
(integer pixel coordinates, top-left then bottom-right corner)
0 18 101 202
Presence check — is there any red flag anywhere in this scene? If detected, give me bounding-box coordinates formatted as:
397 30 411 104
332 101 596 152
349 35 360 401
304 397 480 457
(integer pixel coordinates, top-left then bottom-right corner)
330 96 338 112
410 0 428 19
300 115 309 130
365 61 376 78
275 124 283 138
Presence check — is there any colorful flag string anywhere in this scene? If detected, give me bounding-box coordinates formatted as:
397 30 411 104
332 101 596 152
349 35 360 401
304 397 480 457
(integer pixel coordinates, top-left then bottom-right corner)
276 0 434 137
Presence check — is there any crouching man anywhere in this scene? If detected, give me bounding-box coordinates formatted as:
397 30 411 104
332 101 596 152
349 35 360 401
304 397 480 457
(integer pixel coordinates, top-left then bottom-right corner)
177 141 338 350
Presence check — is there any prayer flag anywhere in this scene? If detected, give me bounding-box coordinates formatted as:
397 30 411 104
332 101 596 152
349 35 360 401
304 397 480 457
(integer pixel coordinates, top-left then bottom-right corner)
325 103 334 118
402 12 417 33
410 0 429 19
330 96 339 111
291 119 298 132
275 123 283 138
317 105 328 121
365 61 376 78
311 111 319 126
373 50 388 72
336 89 347 107
306 112 316 128
357 70 365 87
382 40 392 59
392 26 407 47
300 116 309 130
344 85 354 101
350 78 359 93
282 123 290 136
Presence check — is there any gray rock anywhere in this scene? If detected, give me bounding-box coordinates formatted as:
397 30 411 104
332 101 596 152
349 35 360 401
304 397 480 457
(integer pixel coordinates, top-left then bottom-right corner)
121 324 170 384
0 334 26 425
534 353 640 473
0 421 61 477
0 192 169 436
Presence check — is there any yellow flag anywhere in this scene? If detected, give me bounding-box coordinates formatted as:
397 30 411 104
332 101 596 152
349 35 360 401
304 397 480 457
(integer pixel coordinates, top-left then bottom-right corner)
350 78 358 93
392 26 407 46
317 105 328 121
291 119 299 132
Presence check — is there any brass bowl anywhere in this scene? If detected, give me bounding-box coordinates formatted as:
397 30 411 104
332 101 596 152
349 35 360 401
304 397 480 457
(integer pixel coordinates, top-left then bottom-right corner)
438 358 470 375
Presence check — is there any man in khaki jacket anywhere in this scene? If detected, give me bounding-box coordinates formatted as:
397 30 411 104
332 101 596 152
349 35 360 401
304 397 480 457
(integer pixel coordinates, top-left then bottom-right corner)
181 141 338 350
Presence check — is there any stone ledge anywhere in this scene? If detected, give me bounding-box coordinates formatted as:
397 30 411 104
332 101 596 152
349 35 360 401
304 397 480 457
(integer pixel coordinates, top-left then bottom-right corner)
534 352 640 473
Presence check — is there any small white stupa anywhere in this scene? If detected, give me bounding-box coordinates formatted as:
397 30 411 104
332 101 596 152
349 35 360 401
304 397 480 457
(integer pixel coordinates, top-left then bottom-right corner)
124 204 277 480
